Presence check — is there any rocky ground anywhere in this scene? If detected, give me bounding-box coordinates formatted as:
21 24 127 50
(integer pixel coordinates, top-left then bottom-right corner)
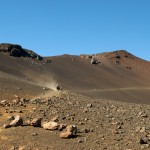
1 44 150 149
0 91 150 150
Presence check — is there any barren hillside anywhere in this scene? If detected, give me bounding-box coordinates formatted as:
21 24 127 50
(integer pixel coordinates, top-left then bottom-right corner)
0 44 150 150
1 44 150 103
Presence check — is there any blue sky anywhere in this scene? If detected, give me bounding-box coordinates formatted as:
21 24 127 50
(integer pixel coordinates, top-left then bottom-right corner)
0 0 149 60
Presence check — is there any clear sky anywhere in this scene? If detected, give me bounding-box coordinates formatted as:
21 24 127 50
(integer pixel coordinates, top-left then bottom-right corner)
0 0 149 60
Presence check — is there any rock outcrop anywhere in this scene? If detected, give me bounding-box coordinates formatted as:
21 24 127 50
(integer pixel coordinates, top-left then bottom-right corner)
0 43 43 60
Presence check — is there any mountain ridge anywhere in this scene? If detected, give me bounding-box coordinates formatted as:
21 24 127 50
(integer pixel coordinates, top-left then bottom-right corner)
0 43 150 103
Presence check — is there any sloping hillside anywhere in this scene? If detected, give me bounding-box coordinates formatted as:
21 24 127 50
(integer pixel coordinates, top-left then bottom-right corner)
1 44 150 150
0 44 150 103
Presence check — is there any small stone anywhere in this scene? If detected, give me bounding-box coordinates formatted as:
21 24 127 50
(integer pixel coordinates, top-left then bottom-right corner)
18 146 26 150
68 101 73 105
10 146 15 150
30 118 42 127
31 132 38 136
43 87 49 90
140 127 146 133
80 128 90 133
90 128 94 132
78 139 84 143
79 122 84 125
60 125 77 139
32 108 36 111
87 104 92 108
16 110 23 113
145 144 150 148
136 126 141 132
117 125 122 129
84 118 88 121
141 114 148 118
61 115 66 120
139 112 148 118
83 109 88 113
139 138 148 144
9 109 14 113
0 100 7 104
12 99 19 105
112 130 119 135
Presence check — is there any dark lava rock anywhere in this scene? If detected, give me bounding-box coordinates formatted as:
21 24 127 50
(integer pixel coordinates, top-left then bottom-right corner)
0 43 43 60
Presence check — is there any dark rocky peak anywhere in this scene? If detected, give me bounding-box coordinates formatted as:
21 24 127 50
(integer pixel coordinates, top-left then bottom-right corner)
0 43 43 60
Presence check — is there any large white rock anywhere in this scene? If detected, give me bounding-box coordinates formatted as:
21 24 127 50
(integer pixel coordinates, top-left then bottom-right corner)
9 115 23 127
42 121 59 130
60 125 77 139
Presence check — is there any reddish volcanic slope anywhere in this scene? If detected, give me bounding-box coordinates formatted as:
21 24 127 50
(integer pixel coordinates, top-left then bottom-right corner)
0 44 150 103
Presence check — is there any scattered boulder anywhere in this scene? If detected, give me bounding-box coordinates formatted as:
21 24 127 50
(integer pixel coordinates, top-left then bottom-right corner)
56 84 62 91
91 58 99 65
30 118 42 127
139 138 149 144
126 66 131 69
60 125 77 139
43 87 49 90
79 128 90 133
18 146 26 150
9 115 23 127
0 100 7 104
140 127 146 133
88 55 93 59
87 103 92 108
31 132 38 136
4 115 23 128
114 61 120 64
9 146 16 150
85 55 93 59
0 100 8 106
139 111 148 118
42 121 59 130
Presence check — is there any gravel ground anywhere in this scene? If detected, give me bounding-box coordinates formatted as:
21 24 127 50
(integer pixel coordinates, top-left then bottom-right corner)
0 91 150 150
